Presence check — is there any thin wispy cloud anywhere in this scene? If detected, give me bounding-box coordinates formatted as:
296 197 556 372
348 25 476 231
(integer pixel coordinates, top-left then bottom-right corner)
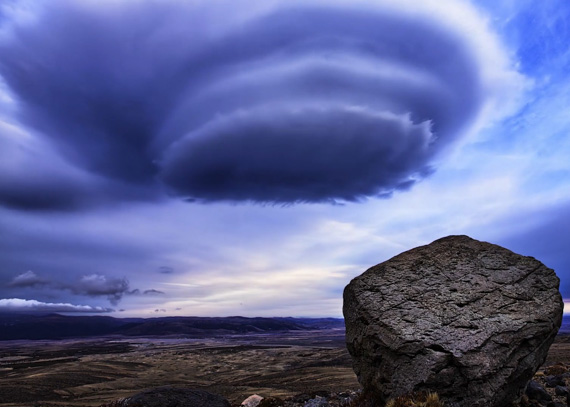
143 289 165 295
8 270 47 287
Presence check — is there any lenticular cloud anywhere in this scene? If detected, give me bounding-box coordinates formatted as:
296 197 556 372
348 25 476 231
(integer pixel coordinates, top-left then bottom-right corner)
0 0 523 208
157 4 485 203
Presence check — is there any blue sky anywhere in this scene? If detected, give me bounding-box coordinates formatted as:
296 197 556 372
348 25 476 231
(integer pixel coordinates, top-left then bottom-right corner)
0 0 569 317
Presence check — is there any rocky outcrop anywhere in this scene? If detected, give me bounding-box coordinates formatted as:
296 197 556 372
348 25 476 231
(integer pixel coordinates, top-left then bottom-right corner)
101 386 231 407
343 235 563 407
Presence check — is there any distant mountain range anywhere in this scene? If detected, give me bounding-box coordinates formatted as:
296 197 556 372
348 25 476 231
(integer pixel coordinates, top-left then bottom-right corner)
0 313 345 340
3 313 567 341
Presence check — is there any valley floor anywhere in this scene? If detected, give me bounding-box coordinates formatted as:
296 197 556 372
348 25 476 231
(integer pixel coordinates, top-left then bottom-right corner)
2 330 570 407
0 328 358 406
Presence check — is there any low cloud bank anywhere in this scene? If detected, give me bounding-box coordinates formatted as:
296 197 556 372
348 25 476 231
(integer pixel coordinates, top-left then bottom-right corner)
0 298 113 313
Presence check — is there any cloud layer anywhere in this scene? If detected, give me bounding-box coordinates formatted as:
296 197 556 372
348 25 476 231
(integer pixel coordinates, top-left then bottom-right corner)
0 1 567 318
0 298 113 313
6 271 132 305
8 270 47 287
72 274 130 305
161 108 435 202
0 0 521 208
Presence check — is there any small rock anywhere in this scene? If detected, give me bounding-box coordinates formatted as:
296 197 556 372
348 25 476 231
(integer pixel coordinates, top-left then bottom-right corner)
290 394 312 403
303 396 328 407
546 376 566 388
107 386 231 407
336 390 359 404
526 380 552 402
241 395 264 407
555 386 569 396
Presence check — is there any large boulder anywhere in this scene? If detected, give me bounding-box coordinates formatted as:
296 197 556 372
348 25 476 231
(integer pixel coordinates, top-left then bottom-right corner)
343 235 563 407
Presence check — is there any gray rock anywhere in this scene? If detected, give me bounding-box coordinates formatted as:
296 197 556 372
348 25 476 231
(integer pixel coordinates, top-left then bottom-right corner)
526 380 552 402
107 386 231 407
343 235 563 407
555 385 569 396
289 394 312 403
303 396 328 407
241 394 264 407
546 375 566 388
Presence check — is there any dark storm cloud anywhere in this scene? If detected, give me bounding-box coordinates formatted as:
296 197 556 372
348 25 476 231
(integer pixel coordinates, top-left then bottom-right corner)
0 120 160 211
71 274 130 305
161 108 435 202
0 122 94 211
4 268 133 305
0 0 490 207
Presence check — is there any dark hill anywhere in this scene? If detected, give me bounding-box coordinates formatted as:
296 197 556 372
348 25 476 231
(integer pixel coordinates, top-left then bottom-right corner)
0 313 344 340
0 313 140 340
117 316 310 336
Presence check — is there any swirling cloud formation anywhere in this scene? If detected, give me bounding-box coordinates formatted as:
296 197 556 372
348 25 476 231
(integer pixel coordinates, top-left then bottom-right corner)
0 0 521 207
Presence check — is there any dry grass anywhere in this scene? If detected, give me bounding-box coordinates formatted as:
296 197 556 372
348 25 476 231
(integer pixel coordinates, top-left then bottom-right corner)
345 391 381 407
346 391 443 407
386 392 443 407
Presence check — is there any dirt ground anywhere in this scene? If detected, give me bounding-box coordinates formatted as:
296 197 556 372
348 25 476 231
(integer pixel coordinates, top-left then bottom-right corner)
1 330 569 407
0 329 359 407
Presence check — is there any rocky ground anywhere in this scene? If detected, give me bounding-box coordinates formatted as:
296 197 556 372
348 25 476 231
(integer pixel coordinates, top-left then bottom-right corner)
0 330 569 407
0 328 357 407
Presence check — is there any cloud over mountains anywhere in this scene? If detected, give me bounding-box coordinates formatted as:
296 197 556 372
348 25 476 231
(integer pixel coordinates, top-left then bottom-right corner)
0 0 523 209
7 271 132 306
0 298 113 313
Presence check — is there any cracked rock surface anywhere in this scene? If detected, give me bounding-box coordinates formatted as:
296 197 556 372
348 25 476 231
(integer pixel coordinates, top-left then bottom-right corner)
343 235 563 407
